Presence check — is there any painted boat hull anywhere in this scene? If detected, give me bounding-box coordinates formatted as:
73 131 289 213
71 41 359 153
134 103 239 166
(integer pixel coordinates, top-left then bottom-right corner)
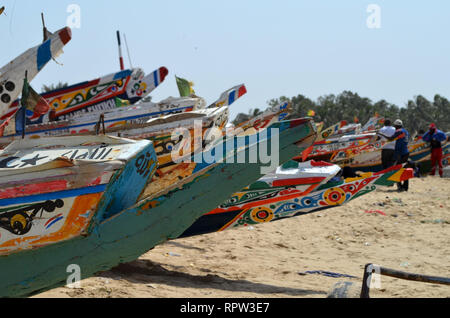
0 136 157 256
335 135 450 173
0 118 316 297
0 27 72 116
0 97 204 146
180 165 414 237
3 67 168 123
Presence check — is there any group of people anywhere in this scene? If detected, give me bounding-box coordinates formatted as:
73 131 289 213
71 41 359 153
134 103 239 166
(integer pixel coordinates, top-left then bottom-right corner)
377 119 447 192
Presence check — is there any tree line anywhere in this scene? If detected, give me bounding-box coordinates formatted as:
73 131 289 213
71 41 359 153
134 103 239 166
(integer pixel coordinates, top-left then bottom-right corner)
233 91 450 135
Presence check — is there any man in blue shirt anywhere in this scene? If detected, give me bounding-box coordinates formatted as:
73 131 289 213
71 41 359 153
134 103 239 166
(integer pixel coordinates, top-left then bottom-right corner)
378 119 410 191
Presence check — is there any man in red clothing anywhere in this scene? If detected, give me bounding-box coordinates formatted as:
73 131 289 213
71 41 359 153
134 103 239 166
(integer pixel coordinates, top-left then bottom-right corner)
422 123 447 177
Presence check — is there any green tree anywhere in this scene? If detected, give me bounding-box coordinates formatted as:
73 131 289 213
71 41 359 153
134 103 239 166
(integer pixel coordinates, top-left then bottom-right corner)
41 82 69 93
232 91 450 133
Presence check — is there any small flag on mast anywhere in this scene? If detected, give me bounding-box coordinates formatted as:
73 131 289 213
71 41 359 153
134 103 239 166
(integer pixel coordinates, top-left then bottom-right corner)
2 72 51 137
307 110 316 117
175 76 195 97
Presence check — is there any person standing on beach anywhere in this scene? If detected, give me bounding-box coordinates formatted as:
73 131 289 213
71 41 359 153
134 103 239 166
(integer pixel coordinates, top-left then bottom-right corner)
378 119 396 169
422 123 447 177
378 119 410 191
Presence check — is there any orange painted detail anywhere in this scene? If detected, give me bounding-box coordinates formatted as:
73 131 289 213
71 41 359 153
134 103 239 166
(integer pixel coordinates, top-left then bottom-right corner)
0 193 102 253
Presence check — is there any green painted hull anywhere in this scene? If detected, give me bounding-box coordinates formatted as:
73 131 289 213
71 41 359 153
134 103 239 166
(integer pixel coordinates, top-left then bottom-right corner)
0 118 316 297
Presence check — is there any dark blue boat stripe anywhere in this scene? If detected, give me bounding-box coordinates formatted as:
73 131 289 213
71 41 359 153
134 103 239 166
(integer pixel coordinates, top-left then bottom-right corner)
36 40 52 71
0 184 107 207
153 71 159 86
113 70 132 80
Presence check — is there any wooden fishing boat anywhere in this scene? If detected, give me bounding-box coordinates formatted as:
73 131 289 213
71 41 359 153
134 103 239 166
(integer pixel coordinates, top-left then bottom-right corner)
334 133 450 173
0 135 157 257
180 160 341 237
0 94 205 145
296 132 378 162
298 115 384 162
0 26 72 116
180 164 414 237
0 85 246 148
0 117 316 297
2 67 169 124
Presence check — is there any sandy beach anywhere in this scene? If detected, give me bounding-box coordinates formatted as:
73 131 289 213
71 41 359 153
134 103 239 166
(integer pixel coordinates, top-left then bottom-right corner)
33 176 449 299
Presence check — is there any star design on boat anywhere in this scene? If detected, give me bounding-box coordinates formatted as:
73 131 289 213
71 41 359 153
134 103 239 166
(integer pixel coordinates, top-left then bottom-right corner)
20 154 49 167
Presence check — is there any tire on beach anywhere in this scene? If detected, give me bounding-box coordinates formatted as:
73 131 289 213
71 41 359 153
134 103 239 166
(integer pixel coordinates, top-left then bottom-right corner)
326 281 362 298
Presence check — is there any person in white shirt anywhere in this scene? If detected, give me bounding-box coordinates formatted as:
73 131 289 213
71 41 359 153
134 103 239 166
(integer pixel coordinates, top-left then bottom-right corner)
378 119 396 169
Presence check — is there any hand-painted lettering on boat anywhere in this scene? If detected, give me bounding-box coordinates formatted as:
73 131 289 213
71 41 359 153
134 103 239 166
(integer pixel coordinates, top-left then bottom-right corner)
136 152 157 177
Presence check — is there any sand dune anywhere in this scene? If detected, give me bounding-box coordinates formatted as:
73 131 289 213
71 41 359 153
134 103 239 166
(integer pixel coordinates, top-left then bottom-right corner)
34 176 449 298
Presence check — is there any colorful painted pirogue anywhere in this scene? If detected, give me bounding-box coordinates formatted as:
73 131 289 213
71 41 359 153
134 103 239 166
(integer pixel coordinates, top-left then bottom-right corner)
0 85 244 146
180 164 414 238
180 160 340 237
0 117 316 297
2 67 169 124
297 115 385 162
335 132 450 173
0 27 72 116
298 132 378 162
0 135 157 256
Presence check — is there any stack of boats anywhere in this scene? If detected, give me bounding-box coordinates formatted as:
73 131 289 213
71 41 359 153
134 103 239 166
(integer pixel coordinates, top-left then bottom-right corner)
0 22 420 298
299 115 449 173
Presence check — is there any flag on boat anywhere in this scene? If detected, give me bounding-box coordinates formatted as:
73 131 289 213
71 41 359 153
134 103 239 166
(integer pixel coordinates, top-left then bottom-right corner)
0 74 50 136
21 76 51 115
354 116 359 123
307 110 316 117
114 97 131 108
175 76 195 97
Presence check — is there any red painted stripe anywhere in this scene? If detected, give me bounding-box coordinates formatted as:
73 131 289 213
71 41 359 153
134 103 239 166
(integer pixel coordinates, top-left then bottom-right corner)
159 67 169 82
238 85 247 98
0 180 68 199
302 145 314 162
272 176 325 187
42 78 101 99
58 27 72 45
45 213 63 227
55 78 130 116
309 160 335 167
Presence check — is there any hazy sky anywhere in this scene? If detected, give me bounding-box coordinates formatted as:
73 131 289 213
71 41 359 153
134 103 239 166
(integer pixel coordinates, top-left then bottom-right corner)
1 0 449 120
